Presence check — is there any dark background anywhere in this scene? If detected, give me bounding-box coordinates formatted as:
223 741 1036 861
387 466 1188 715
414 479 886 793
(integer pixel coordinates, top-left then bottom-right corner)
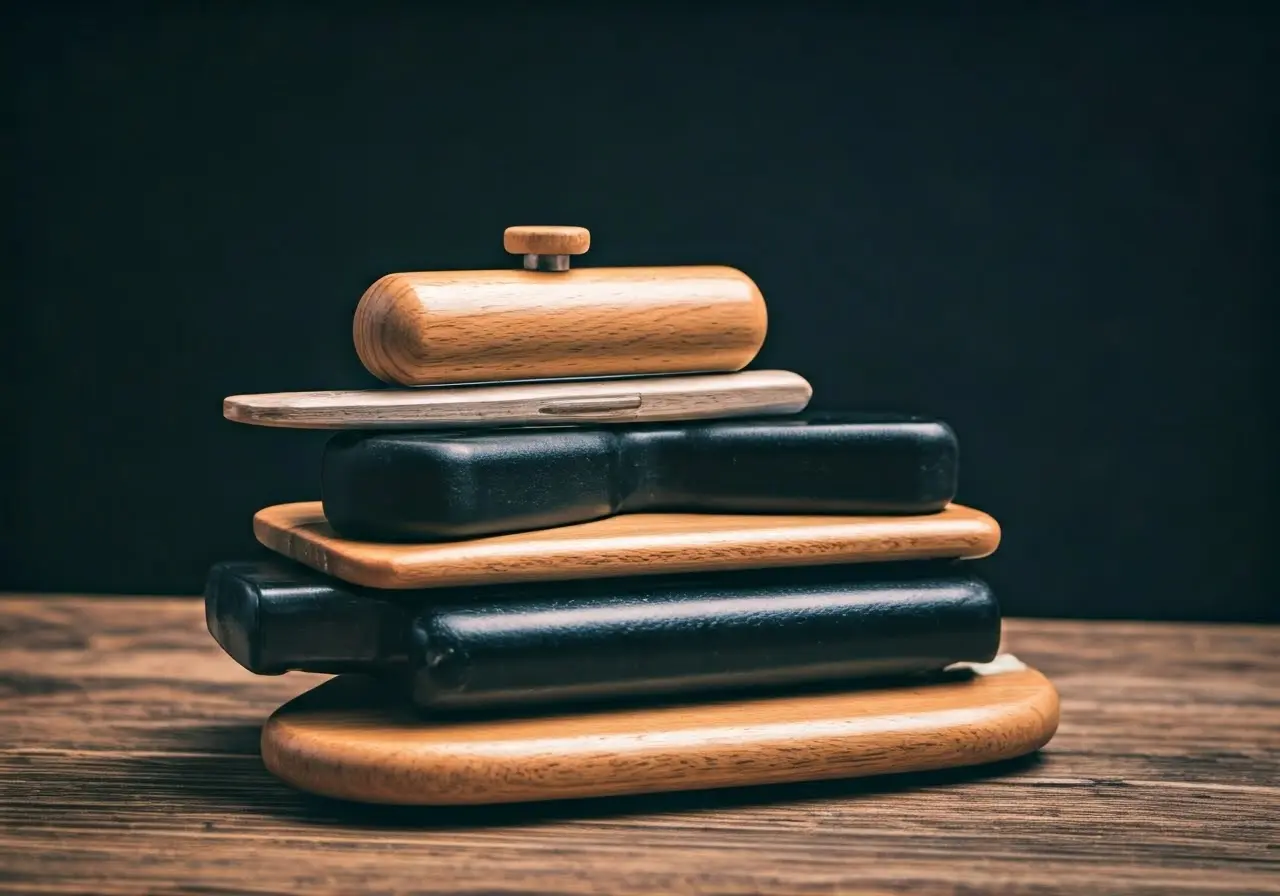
3 3 1275 621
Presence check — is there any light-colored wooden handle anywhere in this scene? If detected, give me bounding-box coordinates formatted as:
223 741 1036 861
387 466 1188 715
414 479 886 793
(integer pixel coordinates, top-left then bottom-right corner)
221 370 811 430
503 225 590 256
261 656 1060 805
252 502 1002 590
353 265 768 387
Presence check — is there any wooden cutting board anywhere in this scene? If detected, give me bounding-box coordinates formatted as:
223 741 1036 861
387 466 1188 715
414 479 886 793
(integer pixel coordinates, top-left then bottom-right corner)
253 502 1001 589
260 655 1058 805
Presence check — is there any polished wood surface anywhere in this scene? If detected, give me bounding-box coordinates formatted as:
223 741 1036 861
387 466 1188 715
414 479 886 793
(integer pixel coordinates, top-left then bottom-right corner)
253 502 1002 589
352 264 769 386
502 225 591 256
262 657 1058 806
1 596 1275 894
222 369 812 429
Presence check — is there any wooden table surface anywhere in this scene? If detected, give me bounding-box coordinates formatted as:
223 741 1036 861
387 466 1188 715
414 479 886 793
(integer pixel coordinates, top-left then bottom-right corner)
0 596 1276 895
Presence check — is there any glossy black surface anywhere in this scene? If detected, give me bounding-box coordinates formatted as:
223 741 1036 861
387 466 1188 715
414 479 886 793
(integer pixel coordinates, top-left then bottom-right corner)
321 412 959 541
205 560 413 676
204 558 1000 710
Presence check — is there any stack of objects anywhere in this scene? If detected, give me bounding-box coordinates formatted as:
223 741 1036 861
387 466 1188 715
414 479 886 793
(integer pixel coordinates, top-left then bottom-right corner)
209 225 1058 806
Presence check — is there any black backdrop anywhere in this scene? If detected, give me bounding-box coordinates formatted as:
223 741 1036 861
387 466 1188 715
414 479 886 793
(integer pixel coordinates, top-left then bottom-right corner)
4 3 1276 622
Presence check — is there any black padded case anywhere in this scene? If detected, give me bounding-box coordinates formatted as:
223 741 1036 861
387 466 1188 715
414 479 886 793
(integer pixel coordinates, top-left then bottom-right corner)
205 558 1000 711
321 412 960 541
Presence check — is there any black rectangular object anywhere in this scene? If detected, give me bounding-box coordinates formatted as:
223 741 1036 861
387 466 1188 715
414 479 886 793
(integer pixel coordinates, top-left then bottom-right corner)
205 558 1000 711
321 412 959 541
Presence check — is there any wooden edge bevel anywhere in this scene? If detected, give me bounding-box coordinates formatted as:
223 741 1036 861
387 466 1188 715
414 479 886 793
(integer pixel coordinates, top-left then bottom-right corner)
251 503 1002 590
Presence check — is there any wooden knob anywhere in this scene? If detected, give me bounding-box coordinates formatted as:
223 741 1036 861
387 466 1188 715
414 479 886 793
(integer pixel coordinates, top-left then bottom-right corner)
503 226 590 271
504 226 590 256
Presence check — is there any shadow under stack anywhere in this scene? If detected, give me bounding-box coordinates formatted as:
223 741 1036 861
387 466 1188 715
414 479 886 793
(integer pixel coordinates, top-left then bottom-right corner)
209 225 1059 806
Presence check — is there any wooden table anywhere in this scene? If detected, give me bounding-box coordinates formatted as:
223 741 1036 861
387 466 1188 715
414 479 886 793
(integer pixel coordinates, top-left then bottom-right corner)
1 596 1276 895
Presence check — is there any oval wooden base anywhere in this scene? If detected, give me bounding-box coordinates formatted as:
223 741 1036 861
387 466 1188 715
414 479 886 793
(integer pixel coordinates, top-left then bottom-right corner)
260 656 1058 806
253 502 1001 589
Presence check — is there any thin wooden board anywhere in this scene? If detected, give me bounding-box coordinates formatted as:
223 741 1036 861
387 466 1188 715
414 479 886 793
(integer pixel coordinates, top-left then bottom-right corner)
223 370 811 430
253 502 1001 589
260 655 1058 805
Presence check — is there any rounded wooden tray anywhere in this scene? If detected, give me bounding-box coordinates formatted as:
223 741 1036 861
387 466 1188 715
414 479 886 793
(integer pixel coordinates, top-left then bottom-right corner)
253 502 1000 589
260 655 1058 806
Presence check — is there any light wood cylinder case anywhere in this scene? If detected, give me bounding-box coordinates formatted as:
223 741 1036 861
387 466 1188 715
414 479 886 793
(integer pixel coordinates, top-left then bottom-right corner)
353 266 769 386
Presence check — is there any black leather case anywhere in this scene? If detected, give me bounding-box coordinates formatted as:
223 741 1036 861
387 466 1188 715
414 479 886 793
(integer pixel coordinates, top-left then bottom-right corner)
321 412 959 541
205 558 999 711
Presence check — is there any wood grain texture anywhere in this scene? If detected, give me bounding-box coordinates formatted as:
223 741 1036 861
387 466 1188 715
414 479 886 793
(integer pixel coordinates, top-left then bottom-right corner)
261 657 1059 806
252 502 1002 589
222 369 812 430
1 597 1276 895
352 265 769 386
503 225 591 256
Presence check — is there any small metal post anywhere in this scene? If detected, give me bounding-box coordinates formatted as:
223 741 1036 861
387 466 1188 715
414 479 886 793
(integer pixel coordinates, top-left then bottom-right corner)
523 254 571 272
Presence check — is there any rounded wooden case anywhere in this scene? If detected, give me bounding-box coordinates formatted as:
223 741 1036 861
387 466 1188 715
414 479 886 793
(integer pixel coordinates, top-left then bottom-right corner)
352 227 768 386
260 655 1059 805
